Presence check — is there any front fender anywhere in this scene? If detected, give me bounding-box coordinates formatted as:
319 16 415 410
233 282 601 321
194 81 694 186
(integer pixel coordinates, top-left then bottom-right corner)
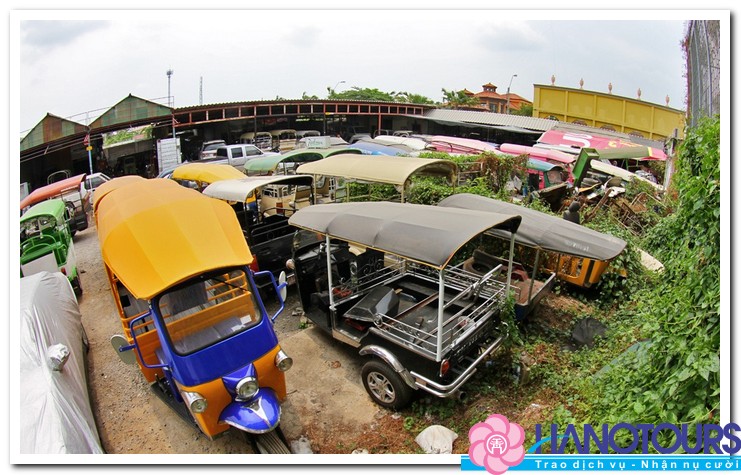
220 387 281 434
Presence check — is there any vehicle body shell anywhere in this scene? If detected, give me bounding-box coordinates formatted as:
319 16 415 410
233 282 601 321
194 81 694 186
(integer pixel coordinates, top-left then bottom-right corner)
288 202 521 407
96 177 290 439
20 199 81 294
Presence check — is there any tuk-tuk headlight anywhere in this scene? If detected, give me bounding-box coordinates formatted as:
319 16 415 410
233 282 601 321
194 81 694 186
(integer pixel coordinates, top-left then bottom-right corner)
182 391 208 413
275 349 293 372
236 376 259 400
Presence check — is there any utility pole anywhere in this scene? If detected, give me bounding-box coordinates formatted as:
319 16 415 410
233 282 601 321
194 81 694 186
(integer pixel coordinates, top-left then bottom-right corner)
167 69 176 139
199 77 203 105
506 74 517 114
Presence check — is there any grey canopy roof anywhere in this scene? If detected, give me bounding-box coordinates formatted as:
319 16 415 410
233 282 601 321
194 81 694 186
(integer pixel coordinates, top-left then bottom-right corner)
288 201 521 269
438 193 626 261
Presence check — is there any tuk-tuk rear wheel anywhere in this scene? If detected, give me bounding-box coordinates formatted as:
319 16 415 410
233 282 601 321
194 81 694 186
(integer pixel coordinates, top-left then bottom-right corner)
361 360 413 410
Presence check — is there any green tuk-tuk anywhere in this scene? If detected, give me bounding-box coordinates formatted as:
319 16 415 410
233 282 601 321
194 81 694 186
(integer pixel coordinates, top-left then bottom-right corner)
20 199 82 295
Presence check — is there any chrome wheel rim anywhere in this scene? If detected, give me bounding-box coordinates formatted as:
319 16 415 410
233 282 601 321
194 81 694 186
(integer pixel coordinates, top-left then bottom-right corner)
367 371 395 404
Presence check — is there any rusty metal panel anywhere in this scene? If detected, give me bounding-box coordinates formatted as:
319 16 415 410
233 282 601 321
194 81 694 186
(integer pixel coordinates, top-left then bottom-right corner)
90 95 171 129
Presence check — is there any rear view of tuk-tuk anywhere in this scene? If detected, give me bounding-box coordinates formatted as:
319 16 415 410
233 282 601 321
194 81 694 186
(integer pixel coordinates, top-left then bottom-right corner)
95 178 291 446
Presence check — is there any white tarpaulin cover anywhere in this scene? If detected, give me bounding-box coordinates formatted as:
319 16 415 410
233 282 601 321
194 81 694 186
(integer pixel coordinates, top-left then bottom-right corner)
20 271 104 454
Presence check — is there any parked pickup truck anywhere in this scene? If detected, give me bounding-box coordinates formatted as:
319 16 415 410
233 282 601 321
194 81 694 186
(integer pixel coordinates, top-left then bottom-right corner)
207 144 279 168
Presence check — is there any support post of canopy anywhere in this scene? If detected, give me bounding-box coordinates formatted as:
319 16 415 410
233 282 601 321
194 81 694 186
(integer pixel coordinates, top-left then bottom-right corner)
326 234 335 311
436 269 445 362
506 233 516 294
527 249 542 302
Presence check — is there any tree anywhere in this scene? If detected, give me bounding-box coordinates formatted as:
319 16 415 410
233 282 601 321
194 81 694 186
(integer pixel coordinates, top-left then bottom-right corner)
395 91 436 105
440 88 480 109
510 103 533 117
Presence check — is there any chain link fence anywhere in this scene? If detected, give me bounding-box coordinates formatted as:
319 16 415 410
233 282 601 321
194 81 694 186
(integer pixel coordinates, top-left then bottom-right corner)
685 20 720 127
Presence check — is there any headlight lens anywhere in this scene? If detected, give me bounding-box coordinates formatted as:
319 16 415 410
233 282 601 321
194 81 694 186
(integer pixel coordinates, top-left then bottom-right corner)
275 349 293 372
236 376 259 400
182 391 208 413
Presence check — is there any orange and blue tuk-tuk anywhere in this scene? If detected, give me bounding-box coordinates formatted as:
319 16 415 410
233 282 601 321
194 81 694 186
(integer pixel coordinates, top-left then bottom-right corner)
96 178 291 451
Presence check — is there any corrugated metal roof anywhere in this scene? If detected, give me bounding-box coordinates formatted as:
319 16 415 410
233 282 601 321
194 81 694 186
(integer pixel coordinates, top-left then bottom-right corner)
423 109 558 131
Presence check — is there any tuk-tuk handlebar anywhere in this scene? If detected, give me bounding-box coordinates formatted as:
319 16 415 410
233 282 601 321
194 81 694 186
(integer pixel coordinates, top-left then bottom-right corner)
129 310 168 370
254 270 287 322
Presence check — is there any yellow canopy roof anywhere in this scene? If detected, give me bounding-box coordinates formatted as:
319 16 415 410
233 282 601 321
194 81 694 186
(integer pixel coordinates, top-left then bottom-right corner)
96 178 253 300
171 162 245 184
93 175 147 214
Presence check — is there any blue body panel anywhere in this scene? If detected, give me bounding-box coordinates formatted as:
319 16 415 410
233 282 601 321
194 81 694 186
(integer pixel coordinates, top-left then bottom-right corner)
220 387 281 433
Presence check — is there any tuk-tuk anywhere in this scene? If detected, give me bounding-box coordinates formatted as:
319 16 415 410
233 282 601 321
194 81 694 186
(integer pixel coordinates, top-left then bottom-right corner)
20 199 82 296
288 202 521 408
440 194 627 291
295 153 458 203
269 129 297 153
97 178 292 451
20 174 91 236
203 174 314 292
243 147 362 177
239 131 273 151
170 162 246 191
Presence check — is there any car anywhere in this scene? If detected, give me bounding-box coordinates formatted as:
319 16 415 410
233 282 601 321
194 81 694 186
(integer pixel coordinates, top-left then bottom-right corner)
85 172 112 201
212 143 279 168
199 139 227 160
20 271 104 454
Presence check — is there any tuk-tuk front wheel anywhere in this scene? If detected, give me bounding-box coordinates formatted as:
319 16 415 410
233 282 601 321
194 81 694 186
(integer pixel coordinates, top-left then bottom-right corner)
361 360 414 410
72 276 83 297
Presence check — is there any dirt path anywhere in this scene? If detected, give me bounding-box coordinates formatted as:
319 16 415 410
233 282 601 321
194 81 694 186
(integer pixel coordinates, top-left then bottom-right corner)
75 223 382 455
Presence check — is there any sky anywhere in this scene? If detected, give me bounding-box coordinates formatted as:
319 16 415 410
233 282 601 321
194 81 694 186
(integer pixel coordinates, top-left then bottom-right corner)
14 9 698 135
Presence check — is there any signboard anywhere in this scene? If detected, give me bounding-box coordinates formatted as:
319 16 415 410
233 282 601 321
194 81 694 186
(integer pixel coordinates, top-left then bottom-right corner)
156 138 181 173
304 136 332 149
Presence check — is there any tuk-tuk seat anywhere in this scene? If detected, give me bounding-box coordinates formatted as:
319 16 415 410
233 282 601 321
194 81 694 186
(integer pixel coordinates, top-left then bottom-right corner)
344 285 400 323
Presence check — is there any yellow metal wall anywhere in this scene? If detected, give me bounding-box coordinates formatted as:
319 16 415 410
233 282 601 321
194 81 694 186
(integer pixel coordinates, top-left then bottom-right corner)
533 85 685 141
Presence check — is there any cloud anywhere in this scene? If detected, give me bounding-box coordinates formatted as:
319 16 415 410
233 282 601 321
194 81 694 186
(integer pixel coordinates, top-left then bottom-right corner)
477 21 547 52
21 20 110 61
283 25 322 49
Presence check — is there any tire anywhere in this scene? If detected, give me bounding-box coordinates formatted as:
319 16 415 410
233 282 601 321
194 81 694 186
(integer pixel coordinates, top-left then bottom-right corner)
72 276 83 297
361 359 414 410
253 428 291 454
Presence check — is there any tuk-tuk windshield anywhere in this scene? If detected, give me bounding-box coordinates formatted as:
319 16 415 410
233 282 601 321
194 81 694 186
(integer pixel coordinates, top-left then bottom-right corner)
21 215 57 237
155 268 262 356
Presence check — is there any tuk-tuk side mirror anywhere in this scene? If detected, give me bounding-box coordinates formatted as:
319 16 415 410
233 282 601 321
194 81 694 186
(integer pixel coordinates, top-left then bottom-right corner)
110 334 138 365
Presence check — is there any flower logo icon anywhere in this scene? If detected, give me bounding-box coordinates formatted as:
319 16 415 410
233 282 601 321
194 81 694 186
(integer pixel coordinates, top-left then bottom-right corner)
468 414 525 475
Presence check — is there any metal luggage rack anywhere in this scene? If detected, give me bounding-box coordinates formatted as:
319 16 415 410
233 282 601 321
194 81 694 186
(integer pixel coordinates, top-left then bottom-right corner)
332 257 509 359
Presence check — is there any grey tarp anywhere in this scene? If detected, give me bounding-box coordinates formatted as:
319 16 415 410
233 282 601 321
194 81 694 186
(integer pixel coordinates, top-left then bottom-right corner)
288 201 521 269
20 272 104 454
438 193 626 261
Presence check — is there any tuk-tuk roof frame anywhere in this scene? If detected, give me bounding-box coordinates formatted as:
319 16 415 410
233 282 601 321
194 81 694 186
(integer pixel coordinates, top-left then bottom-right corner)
203 175 314 203
96 178 253 300
438 193 627 261
288 201 521 270
295 154 458 187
